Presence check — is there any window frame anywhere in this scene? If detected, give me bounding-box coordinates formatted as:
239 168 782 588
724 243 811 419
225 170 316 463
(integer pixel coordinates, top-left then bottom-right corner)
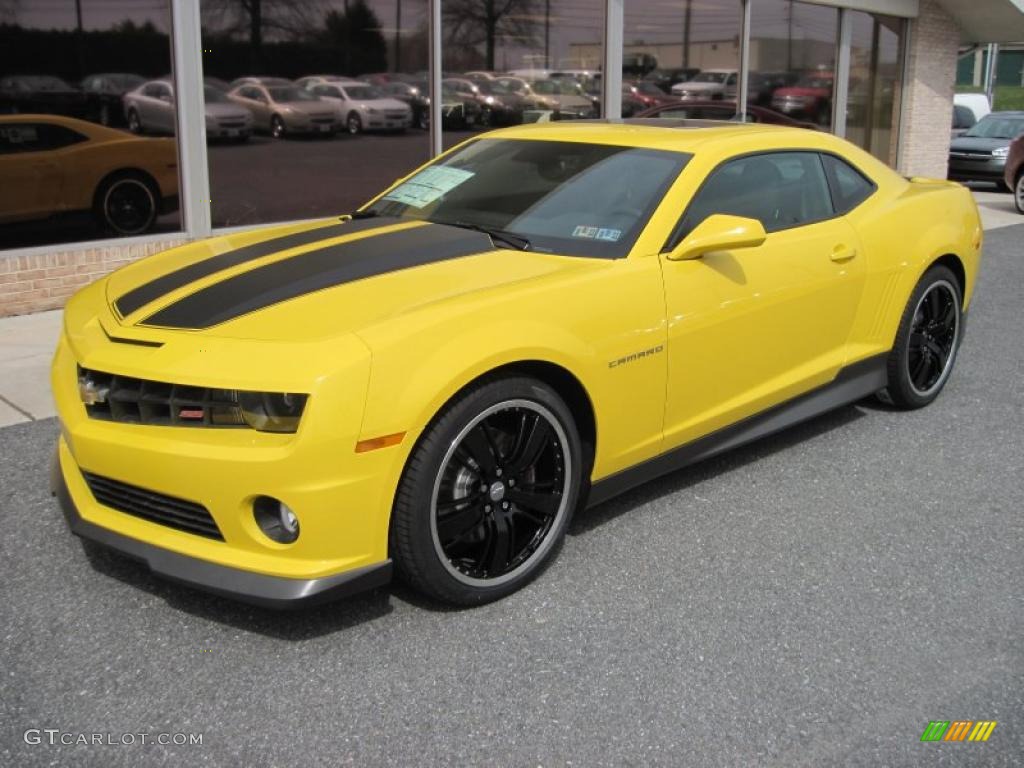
663 148 878 252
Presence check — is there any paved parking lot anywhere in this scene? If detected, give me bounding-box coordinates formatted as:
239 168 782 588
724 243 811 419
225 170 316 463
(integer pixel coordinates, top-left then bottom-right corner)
1 223 1022 767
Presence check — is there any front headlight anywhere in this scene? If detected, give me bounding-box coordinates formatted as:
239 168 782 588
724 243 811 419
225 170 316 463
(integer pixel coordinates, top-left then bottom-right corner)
238 391 308 433
992 146 1010 158
484 95 496 105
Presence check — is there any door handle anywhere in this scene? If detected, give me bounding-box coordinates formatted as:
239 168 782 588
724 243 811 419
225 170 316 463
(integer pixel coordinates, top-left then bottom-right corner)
830 244 857 263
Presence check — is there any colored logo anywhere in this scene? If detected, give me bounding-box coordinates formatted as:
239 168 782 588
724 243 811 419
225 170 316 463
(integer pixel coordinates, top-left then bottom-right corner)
920 721 997 742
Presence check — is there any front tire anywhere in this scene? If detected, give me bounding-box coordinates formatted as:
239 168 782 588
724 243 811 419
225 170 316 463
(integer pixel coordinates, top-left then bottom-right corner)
881 265 962 409
1014 171 1024 214
347 112 363 134
94 171 159 236
126 108 142 134
270 115 286 139
390 377 583 606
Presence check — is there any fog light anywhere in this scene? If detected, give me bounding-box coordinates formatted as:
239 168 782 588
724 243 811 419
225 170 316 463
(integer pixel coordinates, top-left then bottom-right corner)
254 496 300 543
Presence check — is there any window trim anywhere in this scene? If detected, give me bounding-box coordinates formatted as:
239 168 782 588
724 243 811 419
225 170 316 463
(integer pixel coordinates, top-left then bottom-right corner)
662 148 878 252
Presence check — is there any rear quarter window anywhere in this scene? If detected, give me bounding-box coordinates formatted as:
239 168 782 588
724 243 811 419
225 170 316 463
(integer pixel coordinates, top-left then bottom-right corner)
821 154 875 214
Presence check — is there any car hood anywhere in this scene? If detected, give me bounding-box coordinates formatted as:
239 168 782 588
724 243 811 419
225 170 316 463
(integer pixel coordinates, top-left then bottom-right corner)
275 100 334 116
103 217 599 342
357 97 409 110
949 136 1010 152
206 102 251 120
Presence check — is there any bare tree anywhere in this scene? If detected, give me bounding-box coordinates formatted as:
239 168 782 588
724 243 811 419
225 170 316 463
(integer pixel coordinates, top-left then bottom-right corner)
442 0 540 70
0 0 21 25
202 0 328 68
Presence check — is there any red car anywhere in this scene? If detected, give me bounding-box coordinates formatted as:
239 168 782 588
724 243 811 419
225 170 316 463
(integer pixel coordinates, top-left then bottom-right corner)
1004 133 1024 213
623 81 676 110
635 101 817 129
771 74 834 125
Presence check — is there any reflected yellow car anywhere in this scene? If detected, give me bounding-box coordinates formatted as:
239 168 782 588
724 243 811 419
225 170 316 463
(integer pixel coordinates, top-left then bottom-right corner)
52 120 982 608
0 114 178 236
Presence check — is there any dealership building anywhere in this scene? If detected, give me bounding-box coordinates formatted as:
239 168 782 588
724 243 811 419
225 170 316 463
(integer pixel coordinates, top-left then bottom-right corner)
1 0 1023 317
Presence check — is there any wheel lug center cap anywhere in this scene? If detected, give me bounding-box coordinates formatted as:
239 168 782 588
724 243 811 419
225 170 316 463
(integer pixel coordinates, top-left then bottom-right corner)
488 481 506 502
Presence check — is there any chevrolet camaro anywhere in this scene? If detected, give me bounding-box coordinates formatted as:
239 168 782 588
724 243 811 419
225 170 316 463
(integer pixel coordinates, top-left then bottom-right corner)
52 120 982 608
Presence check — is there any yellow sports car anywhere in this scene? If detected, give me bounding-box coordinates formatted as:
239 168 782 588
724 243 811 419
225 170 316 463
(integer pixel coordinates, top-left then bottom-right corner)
0 114 178 236
52 120 982 607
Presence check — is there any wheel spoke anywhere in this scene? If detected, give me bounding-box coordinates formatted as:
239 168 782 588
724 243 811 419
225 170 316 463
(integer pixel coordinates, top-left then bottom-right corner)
927 287 941 319
507 487 561 517
938 299 956 329
436 500 484 545
910 353 928 385
461 424 498 476
484 512 514 574
507 414 552 476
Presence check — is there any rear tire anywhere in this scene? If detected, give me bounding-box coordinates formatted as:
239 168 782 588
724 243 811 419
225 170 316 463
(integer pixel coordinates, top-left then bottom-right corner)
880 265 962 409
390 376 583 606
94 171 159 236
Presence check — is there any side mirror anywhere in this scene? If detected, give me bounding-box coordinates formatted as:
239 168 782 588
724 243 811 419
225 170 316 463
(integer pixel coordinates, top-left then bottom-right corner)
666 214 767 261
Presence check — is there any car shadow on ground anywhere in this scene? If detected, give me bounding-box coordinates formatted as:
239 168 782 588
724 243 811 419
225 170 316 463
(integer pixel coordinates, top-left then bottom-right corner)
71 397 873 635
571 400 868 535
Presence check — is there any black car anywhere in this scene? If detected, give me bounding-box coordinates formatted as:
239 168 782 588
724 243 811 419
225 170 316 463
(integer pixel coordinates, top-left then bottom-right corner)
0 75 88 118
380 81 429 130
80 73 144 126
948 111 1024 190
642 68 700 92
443 78 523 127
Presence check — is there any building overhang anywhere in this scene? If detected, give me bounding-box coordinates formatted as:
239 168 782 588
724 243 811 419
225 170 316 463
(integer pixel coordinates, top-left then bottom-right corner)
934 0 1024 43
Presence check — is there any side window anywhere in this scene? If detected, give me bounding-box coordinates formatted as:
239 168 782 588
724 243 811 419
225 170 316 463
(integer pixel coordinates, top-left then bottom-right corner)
38 124 88 150
143 83 162 98
0 124 44 154
820 154 875 214
673 151 834 243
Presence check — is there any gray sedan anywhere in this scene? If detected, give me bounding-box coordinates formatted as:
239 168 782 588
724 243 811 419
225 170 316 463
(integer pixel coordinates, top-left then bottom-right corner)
123 80 253 141
227 84 337 138
948 111 1024 189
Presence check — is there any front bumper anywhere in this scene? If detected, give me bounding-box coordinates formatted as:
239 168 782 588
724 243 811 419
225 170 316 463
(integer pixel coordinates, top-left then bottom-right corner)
53 449 392 608
948 155 1006 182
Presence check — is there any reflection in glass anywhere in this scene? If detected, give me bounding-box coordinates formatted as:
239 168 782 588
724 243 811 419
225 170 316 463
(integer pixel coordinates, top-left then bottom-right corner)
0 3 180 250
750 0 838 127
199 0 430 228
845 12 905 165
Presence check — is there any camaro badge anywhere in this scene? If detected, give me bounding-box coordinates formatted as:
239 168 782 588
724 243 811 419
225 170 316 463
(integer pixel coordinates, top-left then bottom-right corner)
78 378 109 406
609 345 664 369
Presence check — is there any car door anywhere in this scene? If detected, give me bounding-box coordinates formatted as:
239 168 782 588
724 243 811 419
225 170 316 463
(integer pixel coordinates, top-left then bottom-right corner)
659 151 866 449
0 122 63 223
153 82 176 133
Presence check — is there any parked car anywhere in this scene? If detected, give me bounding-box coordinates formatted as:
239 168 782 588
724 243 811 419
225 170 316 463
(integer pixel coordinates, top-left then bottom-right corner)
954 92 991 124
227 83 337 138
379 81 430 129
492 76 559 111
0 114 178 236
80 73 144 126
526 78 597 118
771 74 834 125
642 68 700 91
636 101 816 128
623 81 675 110
0 75 88 118
670 69 738 100
205 77 232 92
438 81 483 128
294 74 348 90
948 111 1024 189
1004 133 1024 213
124 80 254 141
308 82 411 134
53 122 981 608
952 104 977 138
229 76 292 89
443 78 523 126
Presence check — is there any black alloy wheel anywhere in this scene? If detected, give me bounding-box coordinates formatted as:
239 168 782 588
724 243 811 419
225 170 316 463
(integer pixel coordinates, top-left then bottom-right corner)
96 173 157 235
882 265 962 409
390 377 583 605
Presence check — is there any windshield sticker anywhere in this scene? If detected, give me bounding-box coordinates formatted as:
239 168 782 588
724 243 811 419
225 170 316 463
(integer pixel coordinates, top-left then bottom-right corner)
382 166 475 208
572 225 622 242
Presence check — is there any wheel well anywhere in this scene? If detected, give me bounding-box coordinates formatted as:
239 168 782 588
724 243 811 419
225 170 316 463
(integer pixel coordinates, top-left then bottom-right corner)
931 253 966 306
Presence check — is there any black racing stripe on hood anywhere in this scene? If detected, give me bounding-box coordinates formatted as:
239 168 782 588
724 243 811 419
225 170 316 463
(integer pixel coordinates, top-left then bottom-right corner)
114 217 396 318
141 223 496 330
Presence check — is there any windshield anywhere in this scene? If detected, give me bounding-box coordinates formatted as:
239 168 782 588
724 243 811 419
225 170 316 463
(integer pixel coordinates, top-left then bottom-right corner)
344 85 381 100
268 86 316 102
691 71 729 84
366 139 690 259
204 86 228 102
964 115 1024 139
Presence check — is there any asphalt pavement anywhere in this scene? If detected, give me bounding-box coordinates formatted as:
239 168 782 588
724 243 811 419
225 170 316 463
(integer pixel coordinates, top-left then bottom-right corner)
1 224 1022 767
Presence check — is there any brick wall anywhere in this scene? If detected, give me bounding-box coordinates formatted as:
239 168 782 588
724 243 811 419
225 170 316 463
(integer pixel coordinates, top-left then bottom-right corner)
898 0 961 179
0 237 187 318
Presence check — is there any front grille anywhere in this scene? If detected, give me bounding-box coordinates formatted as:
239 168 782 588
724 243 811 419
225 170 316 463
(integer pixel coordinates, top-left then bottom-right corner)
79 366 246 428
82 471 224 540
385 110 407 119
